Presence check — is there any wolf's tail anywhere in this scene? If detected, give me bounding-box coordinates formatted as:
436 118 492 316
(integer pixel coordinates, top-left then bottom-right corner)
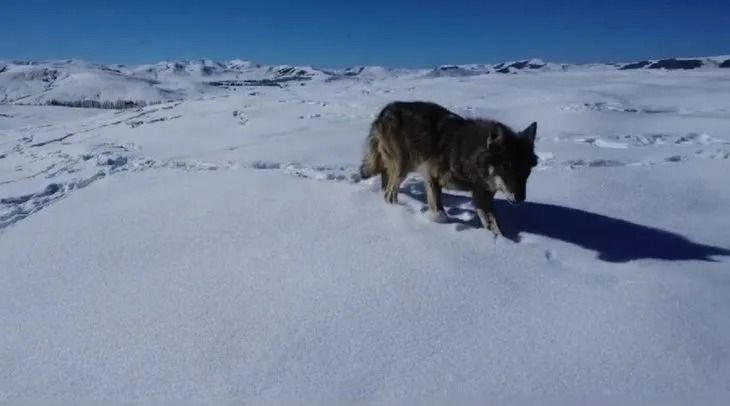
359 125 383 179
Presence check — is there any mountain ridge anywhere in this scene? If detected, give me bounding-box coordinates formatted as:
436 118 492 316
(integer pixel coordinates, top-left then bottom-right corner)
2 55 728 107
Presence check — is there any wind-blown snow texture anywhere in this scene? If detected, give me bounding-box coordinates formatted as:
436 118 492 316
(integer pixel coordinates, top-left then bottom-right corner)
1 58 730 404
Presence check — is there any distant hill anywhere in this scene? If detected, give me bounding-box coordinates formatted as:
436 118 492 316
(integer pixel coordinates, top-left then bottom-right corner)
2 56 728 107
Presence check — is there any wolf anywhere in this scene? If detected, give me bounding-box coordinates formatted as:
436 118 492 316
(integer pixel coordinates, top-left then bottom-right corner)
359 101 538 236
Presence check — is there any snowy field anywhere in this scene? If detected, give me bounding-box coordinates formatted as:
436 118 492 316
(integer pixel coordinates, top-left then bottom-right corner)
1 64 730 403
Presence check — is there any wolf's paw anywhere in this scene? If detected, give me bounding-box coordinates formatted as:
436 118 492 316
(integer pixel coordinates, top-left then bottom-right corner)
385 190 399 204
428 210 449 223
497 232 521 243
486 229 500 243
487 224 504 239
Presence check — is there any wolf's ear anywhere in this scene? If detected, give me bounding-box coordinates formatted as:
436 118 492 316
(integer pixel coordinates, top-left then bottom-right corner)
523 122 537 143
487 126 504 148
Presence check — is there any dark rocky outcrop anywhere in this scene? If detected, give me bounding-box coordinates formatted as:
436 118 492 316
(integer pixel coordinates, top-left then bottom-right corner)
648 59 703 70
620 61 651 70
505 61 546 70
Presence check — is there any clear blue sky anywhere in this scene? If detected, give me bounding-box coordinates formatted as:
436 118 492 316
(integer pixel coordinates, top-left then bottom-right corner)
1 0 728 67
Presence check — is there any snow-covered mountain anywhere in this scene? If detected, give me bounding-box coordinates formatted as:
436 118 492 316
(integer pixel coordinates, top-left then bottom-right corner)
0 59 333 106
1 55 729 107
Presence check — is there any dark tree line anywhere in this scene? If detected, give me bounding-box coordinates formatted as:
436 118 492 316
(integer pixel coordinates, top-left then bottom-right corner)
45 99 167 109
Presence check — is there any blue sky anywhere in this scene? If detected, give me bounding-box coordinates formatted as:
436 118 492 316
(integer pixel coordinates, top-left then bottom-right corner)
1 0 728 67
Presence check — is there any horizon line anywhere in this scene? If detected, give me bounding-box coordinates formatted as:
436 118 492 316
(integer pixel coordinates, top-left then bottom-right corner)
2 53 730 70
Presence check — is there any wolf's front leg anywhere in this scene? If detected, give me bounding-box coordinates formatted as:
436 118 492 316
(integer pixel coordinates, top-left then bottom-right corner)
472 188 503 236
425 176 448 223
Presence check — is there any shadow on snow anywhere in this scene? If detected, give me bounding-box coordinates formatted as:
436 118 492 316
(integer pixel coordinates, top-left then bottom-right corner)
400 180 730 263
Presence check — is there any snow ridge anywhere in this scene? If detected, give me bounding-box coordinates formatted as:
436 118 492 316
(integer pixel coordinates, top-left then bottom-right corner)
2 55 730 106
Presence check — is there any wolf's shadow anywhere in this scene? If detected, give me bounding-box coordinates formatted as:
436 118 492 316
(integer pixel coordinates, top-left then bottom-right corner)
400 180 730 263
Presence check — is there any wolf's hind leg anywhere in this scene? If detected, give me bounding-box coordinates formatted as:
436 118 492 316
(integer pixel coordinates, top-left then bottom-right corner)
384 175 405 204
384 164 405 204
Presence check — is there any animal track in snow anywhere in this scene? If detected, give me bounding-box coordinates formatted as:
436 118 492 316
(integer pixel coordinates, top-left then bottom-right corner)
534 147 729 172
545 249 559 263
574 137 629 149
556 132 729 149
128 115 182 128
298 113 322 119
693 148 730 160
247 160 360 182
0 174 105 231
146 115 182 124
299 100 328 107
232 110 249 126
563 159 626 169
0 143 234 232
0 153 372 232
29 108 161 147
560 102 674 114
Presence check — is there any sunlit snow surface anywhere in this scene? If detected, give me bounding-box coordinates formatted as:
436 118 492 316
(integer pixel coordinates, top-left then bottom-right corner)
1 65 730 403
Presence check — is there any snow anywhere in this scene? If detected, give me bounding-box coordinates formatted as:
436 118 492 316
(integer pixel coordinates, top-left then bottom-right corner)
3 55 729 107
1 63 730 403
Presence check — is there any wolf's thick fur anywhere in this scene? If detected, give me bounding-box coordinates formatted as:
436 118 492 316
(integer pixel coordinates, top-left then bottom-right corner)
360 101 538 236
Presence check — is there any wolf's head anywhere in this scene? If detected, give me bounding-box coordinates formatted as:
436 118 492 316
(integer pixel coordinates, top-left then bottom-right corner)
481 122 538 203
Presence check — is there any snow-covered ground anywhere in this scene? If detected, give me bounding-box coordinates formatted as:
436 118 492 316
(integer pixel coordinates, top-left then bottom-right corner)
1 66 730 403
